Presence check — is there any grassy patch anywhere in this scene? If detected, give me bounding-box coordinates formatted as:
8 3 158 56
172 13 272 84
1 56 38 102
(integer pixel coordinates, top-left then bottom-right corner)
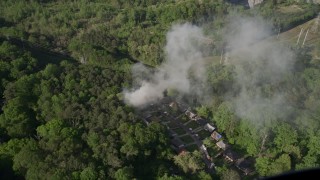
151 111 162 117
167 121 179 129
150 116 160 122
207 146 222 158
180 135 194 144
212 156 225 166
178 115 189 124
174 128 186 136
197 129 211 140
186 121 201 130
160 115 172 122
185 144 198 152
277 4 303 14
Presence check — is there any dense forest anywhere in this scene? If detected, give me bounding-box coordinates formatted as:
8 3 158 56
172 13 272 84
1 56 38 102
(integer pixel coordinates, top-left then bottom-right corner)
1 0 320 179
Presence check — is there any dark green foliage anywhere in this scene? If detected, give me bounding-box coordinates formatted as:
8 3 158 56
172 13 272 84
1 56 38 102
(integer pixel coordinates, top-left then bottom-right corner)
0 0 320 179
0 41 175 179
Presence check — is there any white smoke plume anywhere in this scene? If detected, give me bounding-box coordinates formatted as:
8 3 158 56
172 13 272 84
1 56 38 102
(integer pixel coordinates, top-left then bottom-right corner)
125 16 296 124
225 17 296 123
124 23 207 107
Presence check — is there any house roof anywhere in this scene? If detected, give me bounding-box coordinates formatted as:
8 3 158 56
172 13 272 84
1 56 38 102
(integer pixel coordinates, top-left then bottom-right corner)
235 157 255 175
169 101 179 109
224 149 240 161
204 123 215 132
185 110 197 119
216 140 227 150
211 131 222 141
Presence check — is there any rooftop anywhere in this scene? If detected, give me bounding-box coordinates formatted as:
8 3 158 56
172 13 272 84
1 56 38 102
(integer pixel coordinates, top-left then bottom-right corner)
224 149 241 162
204 123 216 132
211 131 222 141
235 157 255 175
216 140 228 150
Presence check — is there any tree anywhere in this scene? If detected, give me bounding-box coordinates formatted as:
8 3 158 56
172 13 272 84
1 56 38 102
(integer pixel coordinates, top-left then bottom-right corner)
273 122 298 153
221 169 240 180
0 97 37 138
114 166 134 180
256 154 291 176
80 167 98 180
196 171 212 180
213 102 235 133
12 139 43 178
256 156 271 177
196 106 210 119
269 154 291 175
234 120 260 155
158 173 184 180
173 151 205 174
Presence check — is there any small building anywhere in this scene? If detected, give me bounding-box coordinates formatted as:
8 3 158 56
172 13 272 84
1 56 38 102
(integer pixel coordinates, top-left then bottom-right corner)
169 101 179 111
216 140 228 150
235 157 255 175
224 149 240 162
185 110 197 120
211 131 222 141
200 144 207 151
204 123 215 132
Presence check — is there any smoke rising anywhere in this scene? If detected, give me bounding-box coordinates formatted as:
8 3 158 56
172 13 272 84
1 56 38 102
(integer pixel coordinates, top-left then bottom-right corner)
225 17 296 123
124 16 296 124
124 23 207 106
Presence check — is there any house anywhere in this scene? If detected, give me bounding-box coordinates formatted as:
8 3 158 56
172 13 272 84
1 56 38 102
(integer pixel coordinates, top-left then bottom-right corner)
211 131 222 141
224 149 240 162
216 140 228 150
204 123 215 132
185 110 197 120
200 144 207 152
169 101 179 109
235 157 255 175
